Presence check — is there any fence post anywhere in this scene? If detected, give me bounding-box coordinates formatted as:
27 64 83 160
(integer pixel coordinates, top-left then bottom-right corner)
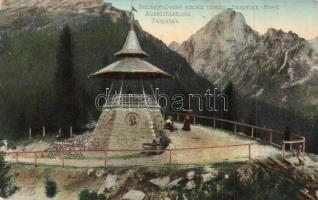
42 126 46 137
29 128 32 140
290 143 293 151
251 127 254 139
58 128 61 135
62 157 65 168
177 113 180 121
213 119 216 128
248 144 251 162
269 129 273 144
16 152 19 163
193 116 196 125
70 126 73 138
282 142 285 159
303 139 306 155
104 151 107 167
168 150 172 165
34 152 37 166
234 124 237 133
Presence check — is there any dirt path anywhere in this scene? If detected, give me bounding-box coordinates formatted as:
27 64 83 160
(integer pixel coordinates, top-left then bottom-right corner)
167 123 282 164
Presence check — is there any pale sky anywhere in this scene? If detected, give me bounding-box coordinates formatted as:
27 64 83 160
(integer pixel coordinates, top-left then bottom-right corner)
108 0 318 45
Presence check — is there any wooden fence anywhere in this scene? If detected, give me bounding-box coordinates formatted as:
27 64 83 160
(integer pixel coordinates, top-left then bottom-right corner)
25 112 305 161
27 126 74 139
2 143 252 168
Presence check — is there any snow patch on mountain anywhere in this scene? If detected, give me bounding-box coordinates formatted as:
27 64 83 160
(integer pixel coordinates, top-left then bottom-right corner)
251 88 264 98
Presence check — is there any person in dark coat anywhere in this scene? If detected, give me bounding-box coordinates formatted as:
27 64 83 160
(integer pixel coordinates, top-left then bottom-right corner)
284 126 291 150
182 113 191 131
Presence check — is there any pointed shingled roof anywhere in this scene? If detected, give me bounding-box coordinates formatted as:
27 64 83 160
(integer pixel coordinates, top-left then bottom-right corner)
89 12 173 79
89 58 174 79
114 17 149 58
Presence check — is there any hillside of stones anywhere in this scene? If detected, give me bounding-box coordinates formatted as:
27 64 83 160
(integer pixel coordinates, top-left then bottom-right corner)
0 1 213 138
8 159 314 200
177 9 318 152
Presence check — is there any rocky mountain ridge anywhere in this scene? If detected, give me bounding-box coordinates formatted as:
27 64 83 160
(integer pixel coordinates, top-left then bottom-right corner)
178 9 318 93
177 9 318 150
0 0 124 30
177 9 318 109
310 37 318 52
2 0 104 13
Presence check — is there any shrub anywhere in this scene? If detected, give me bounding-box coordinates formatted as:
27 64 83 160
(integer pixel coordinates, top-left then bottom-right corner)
0 154 17 198
45 176 58 198
79 189 106 200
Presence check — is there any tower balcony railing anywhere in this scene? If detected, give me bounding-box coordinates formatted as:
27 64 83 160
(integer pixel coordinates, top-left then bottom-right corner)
104 94 160 108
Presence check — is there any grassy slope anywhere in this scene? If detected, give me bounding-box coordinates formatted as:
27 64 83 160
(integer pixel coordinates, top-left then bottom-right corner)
8 164 104 200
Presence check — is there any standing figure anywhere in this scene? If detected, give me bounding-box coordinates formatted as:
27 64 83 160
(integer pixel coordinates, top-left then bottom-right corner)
297 144 304 166
182 113 191 131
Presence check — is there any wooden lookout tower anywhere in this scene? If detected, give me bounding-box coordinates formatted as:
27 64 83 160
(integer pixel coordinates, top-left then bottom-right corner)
88 12 173 156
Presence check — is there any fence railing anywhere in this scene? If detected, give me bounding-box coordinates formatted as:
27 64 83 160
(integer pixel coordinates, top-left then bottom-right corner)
165 111 305 159
24 111 305 161
2 143 253 168
104 94 159 108
27 126 74 140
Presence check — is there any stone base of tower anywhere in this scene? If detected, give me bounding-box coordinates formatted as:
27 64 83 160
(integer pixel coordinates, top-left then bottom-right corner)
88 107 164 158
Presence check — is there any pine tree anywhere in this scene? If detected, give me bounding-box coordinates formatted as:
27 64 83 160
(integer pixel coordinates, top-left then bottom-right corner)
55 25 79 134
0 154 16 198
223 81 236 131
44 176 57 198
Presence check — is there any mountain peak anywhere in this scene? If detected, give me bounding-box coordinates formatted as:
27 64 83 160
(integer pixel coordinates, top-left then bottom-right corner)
177 9 259 74
216 8 245 21
168 41 180 52
205 8 247 30
191 8 256 44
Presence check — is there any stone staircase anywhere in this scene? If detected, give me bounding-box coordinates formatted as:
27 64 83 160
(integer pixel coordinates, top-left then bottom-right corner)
148 109 164 137
106 108 164 156
43 108 164 159
87 109 117 150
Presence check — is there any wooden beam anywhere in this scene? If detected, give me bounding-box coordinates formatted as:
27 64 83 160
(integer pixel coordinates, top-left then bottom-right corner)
42 126 46 137
29 128 32 140
70 126 73 138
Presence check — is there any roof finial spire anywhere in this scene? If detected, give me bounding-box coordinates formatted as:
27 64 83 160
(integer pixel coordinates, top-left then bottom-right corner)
112 6 149 58
88 5 173 79
130 6 137 30
130 11 134 30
